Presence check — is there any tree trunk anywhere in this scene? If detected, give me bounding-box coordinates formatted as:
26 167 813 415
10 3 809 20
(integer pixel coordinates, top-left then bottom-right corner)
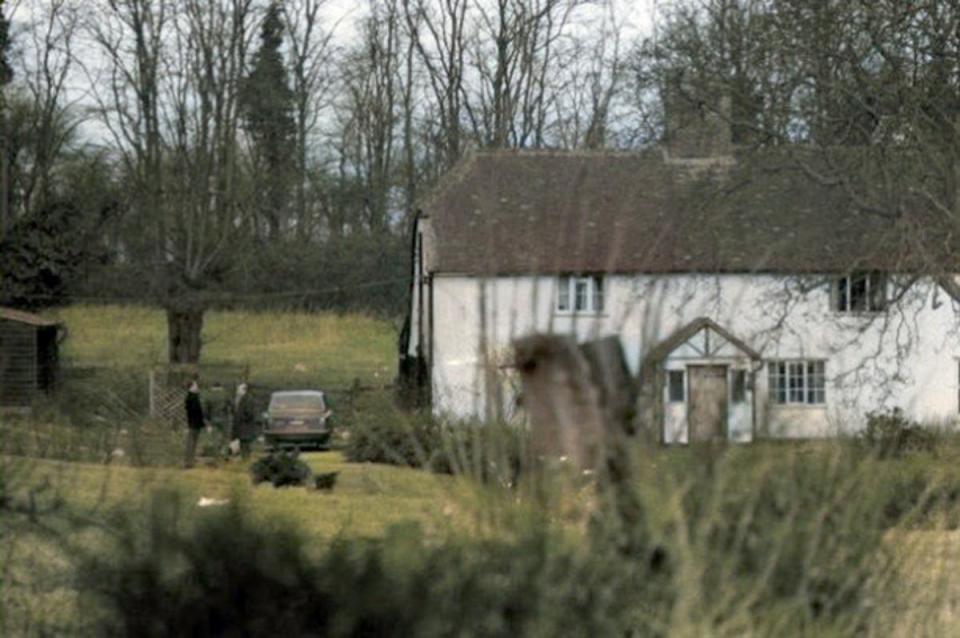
167 306 205 364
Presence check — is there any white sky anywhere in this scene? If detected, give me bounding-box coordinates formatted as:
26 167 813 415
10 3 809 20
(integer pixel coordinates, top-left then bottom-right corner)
8 0 661 146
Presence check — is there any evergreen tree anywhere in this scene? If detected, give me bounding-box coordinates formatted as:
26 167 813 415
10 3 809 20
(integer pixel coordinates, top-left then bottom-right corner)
1 7 12 239
0 8 11 86
241 1 296 238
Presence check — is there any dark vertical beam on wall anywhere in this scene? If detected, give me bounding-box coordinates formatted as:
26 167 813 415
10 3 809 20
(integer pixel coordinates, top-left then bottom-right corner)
417 232 424 360
427 274 434 403
751 362 762 440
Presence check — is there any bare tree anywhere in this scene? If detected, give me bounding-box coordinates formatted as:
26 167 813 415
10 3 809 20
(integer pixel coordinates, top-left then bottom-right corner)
8 0 82 216
85 0 168 292
550 3 625 148
467 0 583 148
337 0 404 234
402 0 469 168
281 0 335 238
87 0 257 363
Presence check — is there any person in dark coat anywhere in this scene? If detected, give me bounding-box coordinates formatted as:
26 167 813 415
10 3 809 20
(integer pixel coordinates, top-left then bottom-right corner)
231 383 256 459
184 380 206 468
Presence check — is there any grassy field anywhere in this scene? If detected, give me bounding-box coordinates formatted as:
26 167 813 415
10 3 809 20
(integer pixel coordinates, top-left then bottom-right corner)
4 451 469 543
52 304 397 388
1 450 490 635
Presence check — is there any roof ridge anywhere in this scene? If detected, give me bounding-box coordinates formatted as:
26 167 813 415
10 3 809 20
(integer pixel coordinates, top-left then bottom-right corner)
470 147 658 159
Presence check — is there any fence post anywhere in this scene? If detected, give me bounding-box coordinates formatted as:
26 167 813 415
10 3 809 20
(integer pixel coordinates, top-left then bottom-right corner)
513 334 607 471
579 336 637 484
148 369 155 419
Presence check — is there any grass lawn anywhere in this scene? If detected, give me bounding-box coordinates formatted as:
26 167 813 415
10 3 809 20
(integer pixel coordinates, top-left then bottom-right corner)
2 450 485 635
4 450 468 541
52 304 397 388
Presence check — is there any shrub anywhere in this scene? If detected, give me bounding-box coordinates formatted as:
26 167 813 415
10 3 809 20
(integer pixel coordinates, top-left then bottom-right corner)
344 406 441 468
587 443 897 633
344 404 524 485
313 472 339 490
75 442 920 636
430 420 525 487
249 450 312 488
76 492 630 638
857 408 938 458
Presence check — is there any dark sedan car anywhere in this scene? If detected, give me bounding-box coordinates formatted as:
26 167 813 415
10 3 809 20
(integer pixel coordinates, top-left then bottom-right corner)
263 390 332 450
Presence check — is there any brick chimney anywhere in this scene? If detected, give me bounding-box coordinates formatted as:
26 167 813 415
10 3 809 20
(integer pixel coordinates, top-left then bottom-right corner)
661 73 733 160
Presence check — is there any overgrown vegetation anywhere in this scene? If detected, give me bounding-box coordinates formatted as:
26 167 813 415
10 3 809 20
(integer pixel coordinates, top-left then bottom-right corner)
9 433 960 635
55 442 960 637
344 398 524 485
856 407 940 459
0 411 184 467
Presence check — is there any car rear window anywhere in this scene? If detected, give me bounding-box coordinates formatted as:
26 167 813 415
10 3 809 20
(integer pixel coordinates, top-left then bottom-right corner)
270 394 325 411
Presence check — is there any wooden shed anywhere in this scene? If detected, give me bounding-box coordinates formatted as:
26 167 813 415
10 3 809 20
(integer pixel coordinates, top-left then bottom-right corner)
0 307 64 411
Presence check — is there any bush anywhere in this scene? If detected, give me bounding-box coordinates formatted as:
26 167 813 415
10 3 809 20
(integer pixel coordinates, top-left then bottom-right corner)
344 404 524 485
75 442 925 636
582 443 899 633
313 472 339 490
249 450 312 488
857 408 938 458
76 492 630 638
344 407 441 468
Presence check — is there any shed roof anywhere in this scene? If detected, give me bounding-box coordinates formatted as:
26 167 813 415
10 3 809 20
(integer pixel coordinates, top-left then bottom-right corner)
419 149 960 275
0 307 60 327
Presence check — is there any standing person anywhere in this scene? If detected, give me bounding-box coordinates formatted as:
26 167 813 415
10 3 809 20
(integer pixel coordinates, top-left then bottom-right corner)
232 382 256 459
184 379 205 468
203 380 233 457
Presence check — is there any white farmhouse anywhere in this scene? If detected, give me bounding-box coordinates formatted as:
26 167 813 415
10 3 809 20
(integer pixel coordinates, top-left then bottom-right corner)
399 149 960 442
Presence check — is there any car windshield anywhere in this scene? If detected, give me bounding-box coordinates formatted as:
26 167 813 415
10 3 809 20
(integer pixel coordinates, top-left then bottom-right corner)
270 394 325 412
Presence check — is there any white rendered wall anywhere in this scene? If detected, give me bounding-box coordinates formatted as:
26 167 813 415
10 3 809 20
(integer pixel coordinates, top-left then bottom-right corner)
426 274 960 436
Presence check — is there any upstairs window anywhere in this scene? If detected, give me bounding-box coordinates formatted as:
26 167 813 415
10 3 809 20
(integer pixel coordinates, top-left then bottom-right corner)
834 272 886 313
768 360 826 405
557 275 604 313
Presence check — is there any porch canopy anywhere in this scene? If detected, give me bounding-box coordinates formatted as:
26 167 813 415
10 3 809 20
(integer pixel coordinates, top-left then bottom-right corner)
643 316 761 368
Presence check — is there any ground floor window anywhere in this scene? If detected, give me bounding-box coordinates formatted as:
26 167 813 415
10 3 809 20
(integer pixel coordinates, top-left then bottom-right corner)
668 370 684 402
768 360 825 405
731 369 747 403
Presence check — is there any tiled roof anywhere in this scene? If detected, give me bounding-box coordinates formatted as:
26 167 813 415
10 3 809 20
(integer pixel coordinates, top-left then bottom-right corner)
419 149 960 274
